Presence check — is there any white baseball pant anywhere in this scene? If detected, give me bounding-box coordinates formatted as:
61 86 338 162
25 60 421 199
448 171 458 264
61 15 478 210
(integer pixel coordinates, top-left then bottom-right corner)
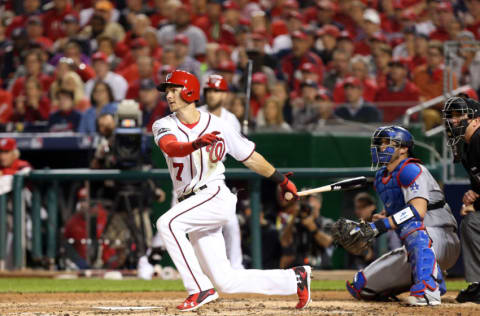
157 183 297 295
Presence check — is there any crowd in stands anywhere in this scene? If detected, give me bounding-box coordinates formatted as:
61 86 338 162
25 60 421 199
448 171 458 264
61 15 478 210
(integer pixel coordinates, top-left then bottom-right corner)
1 0 480 133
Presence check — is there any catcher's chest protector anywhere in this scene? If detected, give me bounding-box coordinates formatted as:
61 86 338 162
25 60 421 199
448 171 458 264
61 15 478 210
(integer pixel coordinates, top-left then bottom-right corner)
375 158 419 216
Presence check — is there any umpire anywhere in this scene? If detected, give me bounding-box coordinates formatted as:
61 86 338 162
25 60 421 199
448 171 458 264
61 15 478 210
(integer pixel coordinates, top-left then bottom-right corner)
443 96 480 303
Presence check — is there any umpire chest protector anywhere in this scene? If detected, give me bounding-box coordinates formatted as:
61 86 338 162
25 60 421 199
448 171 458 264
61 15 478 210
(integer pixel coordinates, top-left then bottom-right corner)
375 158 422 216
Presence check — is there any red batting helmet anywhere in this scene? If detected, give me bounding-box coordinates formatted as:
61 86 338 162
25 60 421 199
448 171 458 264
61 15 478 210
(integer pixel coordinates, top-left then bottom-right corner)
157 70 200 103
205 74 228 92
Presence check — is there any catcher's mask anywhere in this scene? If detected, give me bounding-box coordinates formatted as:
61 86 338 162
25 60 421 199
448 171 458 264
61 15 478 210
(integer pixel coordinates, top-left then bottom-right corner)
442 96 480 147
370 126 413 170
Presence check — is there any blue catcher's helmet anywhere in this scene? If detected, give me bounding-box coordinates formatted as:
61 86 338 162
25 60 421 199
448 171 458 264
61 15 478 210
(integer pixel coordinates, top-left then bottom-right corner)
370 126 414 169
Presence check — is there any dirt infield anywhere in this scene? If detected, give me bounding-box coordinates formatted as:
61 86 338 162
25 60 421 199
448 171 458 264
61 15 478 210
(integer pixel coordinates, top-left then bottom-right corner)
1 291 479 316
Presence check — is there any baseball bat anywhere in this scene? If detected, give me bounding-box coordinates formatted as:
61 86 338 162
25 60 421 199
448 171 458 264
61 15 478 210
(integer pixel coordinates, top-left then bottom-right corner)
285 176 367 200
242 59 253 136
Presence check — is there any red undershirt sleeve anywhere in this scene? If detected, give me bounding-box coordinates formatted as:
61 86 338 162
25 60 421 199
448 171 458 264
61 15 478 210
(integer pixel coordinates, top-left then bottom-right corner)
158 134 196 157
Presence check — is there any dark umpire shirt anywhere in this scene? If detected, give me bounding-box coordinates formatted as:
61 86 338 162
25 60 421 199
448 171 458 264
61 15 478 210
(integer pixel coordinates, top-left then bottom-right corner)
461 127 480 210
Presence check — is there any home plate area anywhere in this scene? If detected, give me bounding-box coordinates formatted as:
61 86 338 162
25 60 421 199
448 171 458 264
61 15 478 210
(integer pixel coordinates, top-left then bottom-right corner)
1 292 480 316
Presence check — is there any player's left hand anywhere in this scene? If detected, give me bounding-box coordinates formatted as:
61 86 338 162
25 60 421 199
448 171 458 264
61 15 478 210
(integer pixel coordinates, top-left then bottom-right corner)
192 131 223 149
280 172 298 200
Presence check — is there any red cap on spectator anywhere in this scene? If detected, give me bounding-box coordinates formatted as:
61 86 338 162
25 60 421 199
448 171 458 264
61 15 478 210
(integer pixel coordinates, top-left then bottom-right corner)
343 76 362 88
223 0 240 10
300 62 318 73
252 72 268 84
316 0 337 11
132 37 148 48
284 0 299 9
271 20 288 37
287 11 303 21
317 24 340 38
0 138 16 151
174 34 189 45
291 30 308 40
217 44 232 55
436 2 453 12
392 0 404 9
92 51 108 62
216 60 236 73
338 30 353 41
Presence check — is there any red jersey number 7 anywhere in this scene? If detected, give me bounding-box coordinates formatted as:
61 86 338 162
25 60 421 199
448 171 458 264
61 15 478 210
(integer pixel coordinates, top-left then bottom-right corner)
173 162 184 181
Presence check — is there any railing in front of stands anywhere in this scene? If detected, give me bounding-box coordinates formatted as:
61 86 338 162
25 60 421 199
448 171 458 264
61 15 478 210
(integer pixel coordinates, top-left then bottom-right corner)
1 165 443 271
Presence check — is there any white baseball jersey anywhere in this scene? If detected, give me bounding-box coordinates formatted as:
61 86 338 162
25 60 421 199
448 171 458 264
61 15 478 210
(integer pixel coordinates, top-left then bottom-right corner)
152 111 255 197
198 105 241 133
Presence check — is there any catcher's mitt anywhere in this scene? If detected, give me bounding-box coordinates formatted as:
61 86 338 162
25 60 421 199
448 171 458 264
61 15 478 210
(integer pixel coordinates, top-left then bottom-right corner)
331 218 377 255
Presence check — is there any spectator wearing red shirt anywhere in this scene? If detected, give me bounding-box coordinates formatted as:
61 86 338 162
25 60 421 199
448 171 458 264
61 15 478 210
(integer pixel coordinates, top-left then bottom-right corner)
429 2 457 42
25 16 54 51
410 32 429 69
218 1 241 46
0 89 13 124
333 55 377 104
0 139 31 175
11 77 51 123
413 41 458 129
354 9 384 56
125 56 161 99
313 0 344 30
116 37 150 73
192 0 222 43
315 24 340 65
466 0 480 39
375 58 420 122
5 0 42 37
42 0 76 41
10 50 53 98
281 30 324 93
372 43 392 88
250 72 271 118
323 49 350 91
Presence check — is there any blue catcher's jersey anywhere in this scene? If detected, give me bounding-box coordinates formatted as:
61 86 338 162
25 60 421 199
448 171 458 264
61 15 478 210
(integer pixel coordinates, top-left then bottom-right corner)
374 158 422 216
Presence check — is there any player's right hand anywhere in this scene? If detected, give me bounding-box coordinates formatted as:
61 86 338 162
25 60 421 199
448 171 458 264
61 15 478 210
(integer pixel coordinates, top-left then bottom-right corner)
192 131 222 149
463 190 479 206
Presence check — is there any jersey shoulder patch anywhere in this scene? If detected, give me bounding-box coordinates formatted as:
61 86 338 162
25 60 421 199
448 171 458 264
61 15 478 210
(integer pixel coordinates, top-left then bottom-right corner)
398 162 422 187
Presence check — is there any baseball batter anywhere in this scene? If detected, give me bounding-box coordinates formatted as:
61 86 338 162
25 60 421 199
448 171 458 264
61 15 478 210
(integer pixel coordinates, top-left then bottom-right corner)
152 70 311 312
339 126 460 306
198 74 243 270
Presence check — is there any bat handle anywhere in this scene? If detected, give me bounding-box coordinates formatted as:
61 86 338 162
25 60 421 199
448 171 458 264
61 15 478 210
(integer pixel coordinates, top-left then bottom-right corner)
297 185 332 197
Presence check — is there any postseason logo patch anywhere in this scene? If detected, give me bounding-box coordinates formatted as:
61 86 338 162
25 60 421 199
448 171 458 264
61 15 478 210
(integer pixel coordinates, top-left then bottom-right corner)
409 182 419 192
157 128 170 136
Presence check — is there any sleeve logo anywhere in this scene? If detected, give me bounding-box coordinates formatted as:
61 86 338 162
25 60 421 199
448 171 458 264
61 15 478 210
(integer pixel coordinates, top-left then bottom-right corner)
409 182 419 192
157 128 170 136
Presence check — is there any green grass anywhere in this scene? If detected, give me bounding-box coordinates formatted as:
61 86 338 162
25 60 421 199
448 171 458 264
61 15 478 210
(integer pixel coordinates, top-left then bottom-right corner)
0 278 470 293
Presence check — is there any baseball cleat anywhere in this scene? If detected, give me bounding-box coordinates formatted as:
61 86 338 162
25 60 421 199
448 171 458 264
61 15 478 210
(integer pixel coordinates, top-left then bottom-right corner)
406 288 441 306
456 283 480 303
293 265 312 309
177 288 219 312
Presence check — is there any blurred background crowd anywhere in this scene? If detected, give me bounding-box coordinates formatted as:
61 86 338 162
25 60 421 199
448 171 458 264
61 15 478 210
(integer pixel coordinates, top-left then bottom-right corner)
0 0 478 273
0 0 480 134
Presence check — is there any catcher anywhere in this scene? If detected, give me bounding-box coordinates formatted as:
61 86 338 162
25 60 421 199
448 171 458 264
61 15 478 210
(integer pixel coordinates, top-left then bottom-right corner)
332 126 460 305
